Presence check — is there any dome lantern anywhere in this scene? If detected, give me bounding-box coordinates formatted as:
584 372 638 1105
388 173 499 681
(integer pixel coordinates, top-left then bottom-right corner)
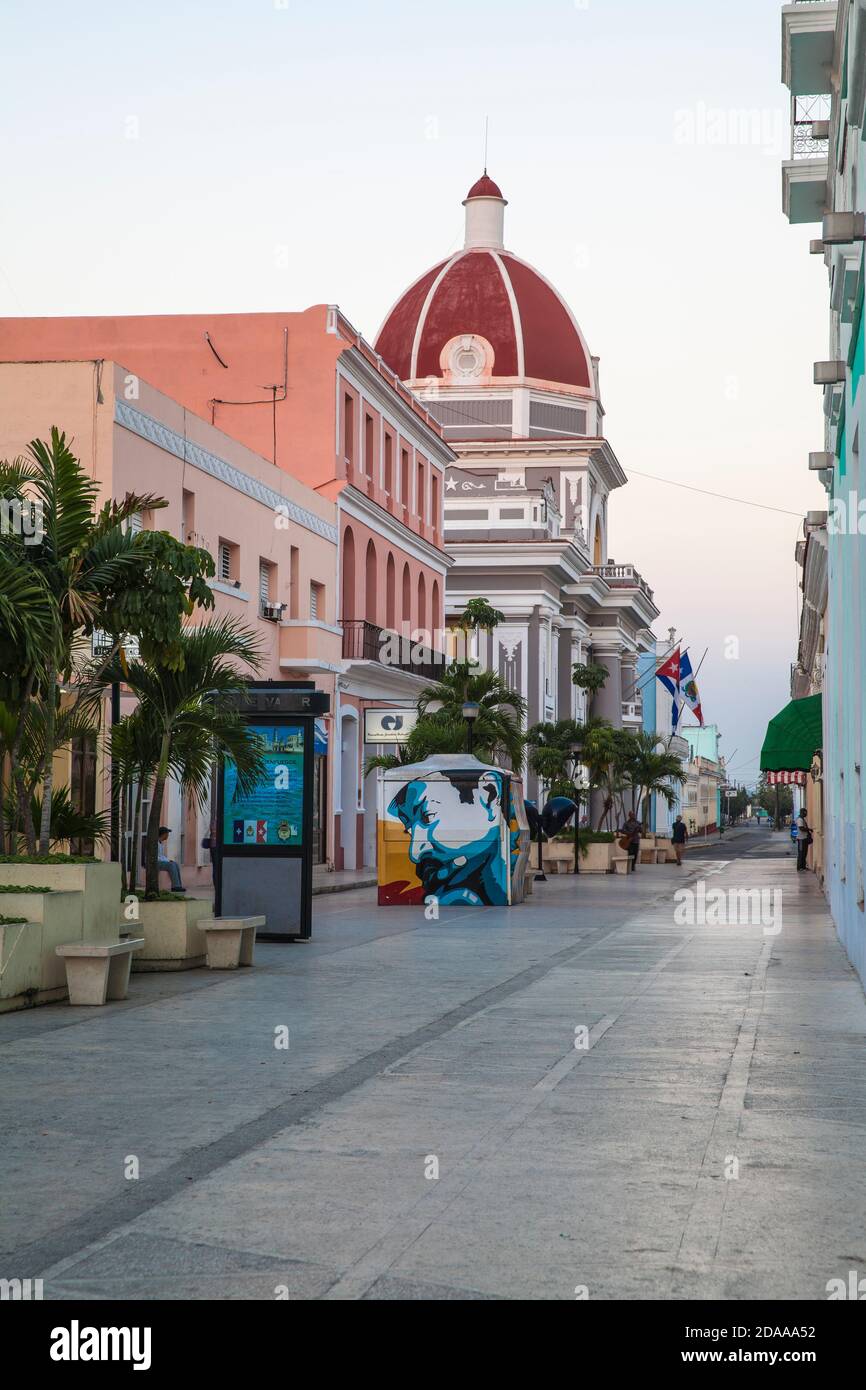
463 172 507 251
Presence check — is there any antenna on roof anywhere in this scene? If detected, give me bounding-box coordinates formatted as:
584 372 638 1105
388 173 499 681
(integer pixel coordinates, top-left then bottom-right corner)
483 115 489 174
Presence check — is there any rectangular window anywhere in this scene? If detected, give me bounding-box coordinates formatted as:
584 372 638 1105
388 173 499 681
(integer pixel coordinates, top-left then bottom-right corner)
384 432 394 495
259 559 272 603
70 734 97 856
181 489 195 544
218 539 238 583
310 581 323 619
401 448 409 505
365 414 374 478
290 546 299 619
417 460 425 521
431 472 439 528
343 393 354 464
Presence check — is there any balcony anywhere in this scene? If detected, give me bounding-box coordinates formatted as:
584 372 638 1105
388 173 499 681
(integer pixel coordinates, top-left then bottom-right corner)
782 4 837 98
341 620 448 683
590 563 655 602
783 93 830 223
622 701 643 726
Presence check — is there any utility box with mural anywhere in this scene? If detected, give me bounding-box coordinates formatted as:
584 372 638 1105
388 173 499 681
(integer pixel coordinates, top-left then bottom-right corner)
378 754 530 907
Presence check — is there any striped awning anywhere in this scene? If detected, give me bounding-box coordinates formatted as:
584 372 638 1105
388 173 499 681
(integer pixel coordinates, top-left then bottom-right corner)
764 770 806 786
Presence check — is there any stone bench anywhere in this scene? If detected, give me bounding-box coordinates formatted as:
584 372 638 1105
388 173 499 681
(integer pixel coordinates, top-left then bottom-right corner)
611 853 630 875
56 938 144 1006
199 916 265 970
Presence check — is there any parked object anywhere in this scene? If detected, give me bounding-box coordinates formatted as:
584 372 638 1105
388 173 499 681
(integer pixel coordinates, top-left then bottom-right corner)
200 916 264 969
55 938 143 1006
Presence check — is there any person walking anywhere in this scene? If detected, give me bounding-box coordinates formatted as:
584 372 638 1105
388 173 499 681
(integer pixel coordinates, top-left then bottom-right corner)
795 810 812 872
619 812 642 873
671 814 688 866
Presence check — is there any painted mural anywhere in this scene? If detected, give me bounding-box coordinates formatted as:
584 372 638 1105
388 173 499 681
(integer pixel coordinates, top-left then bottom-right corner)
378 757 529 907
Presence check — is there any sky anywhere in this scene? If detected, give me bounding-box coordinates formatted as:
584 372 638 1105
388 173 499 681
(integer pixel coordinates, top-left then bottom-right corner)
0 0 829 786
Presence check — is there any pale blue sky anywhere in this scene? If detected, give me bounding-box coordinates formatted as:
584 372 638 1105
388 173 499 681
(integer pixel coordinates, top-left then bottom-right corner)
0 0 827 783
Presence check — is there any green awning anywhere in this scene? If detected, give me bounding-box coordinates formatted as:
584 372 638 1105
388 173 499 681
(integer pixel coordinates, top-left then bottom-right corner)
760 693 823 773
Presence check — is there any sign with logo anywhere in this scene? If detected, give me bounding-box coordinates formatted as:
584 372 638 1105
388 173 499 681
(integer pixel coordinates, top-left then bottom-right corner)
364 707 419 744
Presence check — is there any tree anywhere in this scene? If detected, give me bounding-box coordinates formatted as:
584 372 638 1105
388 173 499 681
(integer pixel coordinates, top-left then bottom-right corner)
451 597 506 663
619 731 685 828
111 617 266 896
366 666 526 775
0 430 217 854
572 661 609 699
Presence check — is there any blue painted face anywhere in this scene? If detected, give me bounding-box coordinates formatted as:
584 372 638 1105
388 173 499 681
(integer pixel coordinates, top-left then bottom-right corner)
389 773 507 905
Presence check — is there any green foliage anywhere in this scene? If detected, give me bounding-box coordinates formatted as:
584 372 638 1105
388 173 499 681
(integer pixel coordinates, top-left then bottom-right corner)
571 661 609 694
0 883 53 893
0 853 97 864
455 598 506 633
0 913 30 924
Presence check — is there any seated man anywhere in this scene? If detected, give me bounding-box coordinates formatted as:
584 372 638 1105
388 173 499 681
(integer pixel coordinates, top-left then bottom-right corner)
157 826 186 893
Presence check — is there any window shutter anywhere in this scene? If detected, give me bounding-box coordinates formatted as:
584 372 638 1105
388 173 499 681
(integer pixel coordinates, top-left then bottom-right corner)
310 583 319 619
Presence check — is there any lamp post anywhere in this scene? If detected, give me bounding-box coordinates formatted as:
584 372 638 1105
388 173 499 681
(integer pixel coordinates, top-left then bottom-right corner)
570 741 584 875
462 700 480 755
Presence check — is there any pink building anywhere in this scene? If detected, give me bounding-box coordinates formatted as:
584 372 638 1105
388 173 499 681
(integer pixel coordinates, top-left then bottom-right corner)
0 305 454 875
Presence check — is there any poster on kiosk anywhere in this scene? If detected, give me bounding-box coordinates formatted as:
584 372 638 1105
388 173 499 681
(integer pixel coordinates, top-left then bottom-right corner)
216 683 329 940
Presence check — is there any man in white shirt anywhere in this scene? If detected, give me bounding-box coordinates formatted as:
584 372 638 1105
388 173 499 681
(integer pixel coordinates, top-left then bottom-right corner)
157 826 186 893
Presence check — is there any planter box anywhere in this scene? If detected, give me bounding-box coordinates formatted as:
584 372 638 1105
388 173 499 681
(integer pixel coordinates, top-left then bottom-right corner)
0 862 121 942
639 835 657 865
0 889 85 1012
581 841 614 874
542 841 577 875
131 898 213 972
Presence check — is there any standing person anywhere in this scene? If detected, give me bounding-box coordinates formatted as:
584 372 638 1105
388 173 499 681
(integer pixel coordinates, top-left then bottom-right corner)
795 810 812 872
619 812 642 873
157 826 186 893
671 814 688 866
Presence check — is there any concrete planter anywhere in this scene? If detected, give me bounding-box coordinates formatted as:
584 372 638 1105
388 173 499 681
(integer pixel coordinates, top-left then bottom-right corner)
639 835 657 865
131 898 212 972
0 889 85 1012
581 841 614 874
0 862 121 941
542 840 577 875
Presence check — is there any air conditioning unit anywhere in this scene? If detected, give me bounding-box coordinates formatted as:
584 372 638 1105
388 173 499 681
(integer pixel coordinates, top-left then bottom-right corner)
813 360 846 385
822 211 866 245
261 601 286 621
808 452 834 470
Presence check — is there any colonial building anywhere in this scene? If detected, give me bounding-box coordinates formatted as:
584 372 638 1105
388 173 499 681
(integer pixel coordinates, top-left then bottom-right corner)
0 307 455 874
374 173 660 796
780 0 866 985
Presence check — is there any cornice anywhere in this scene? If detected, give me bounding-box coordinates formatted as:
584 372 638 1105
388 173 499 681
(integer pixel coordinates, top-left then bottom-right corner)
115 400 338 544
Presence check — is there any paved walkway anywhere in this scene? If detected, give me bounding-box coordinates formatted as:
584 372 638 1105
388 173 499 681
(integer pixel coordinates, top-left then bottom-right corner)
2 835 865 1300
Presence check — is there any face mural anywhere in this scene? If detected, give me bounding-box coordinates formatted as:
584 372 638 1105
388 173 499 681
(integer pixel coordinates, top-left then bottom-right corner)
380 770 509 906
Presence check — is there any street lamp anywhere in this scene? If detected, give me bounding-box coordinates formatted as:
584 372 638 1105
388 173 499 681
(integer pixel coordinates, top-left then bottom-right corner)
462 700 480 754
569 740 584 874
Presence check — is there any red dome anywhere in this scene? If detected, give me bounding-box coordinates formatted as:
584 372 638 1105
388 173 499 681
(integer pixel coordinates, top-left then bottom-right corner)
375 248 592 390
465 173 504 200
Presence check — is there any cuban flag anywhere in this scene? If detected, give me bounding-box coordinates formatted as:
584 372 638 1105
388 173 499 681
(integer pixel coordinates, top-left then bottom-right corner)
655 647 683 728
678 650 704 727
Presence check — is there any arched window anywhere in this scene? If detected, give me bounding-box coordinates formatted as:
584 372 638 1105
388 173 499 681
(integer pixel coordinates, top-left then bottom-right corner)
365 539 378 626
386 552 396 629
593 515 603 566
402 562 411 631
341 526 355 621
417 572 426 637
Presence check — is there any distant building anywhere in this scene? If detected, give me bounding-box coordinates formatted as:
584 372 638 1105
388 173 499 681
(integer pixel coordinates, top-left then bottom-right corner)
681 725 724 837
374 173 660 798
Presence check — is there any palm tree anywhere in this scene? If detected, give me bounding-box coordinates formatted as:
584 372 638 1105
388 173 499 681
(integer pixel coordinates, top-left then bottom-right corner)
0 430 166 853
114 617 266 896
620 731 685 828
418 665 526 767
